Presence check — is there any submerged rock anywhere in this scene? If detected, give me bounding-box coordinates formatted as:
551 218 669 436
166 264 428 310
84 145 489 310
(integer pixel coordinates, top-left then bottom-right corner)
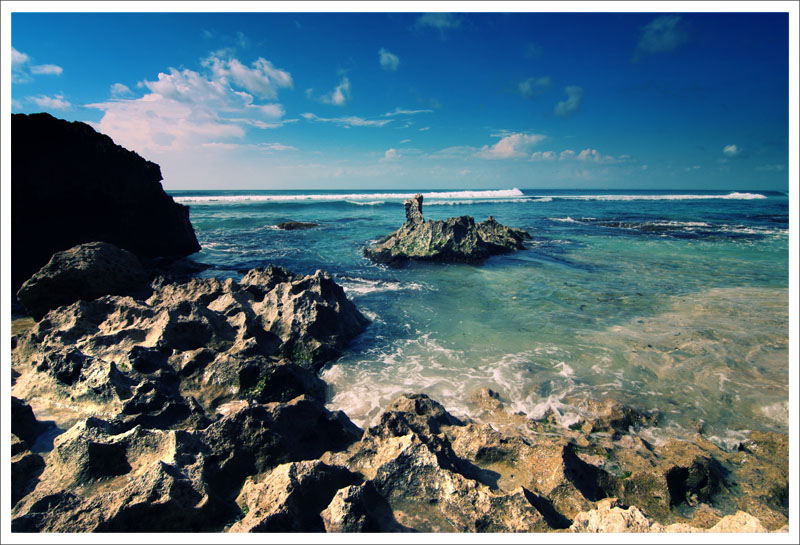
276 221 319 230
11 113 200 293
364 194 531 265
16 242 149 320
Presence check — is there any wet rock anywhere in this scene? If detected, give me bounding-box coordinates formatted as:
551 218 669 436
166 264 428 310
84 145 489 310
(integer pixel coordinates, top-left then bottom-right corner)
230 460 359 532
276 221 318 230
364 194 531 265
16 242 149 321
566 396 659 435
11 112 200 294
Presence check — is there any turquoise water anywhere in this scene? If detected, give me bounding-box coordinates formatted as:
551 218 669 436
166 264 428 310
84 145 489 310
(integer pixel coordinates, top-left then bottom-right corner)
172 188 789 447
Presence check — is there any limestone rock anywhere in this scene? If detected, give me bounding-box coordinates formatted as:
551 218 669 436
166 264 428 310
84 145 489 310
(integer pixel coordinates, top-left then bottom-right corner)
11 396 41 444
11 113 200 293
17 242 149 321
364 194 531 264
230 460 359 532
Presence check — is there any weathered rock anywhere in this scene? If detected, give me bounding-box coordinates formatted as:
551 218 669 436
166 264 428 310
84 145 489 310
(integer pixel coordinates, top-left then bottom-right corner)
321 481 409 532
12 396 41 444
276 221 318 230
11 113 200 293
200 397 362 497
230 460 359 532
11 439 45 508
364 194 531 264
17 242 149 321
11 418 226 532
12 267 367 428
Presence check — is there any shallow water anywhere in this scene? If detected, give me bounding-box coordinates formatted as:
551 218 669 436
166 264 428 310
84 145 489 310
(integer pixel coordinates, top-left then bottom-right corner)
173 188 789 447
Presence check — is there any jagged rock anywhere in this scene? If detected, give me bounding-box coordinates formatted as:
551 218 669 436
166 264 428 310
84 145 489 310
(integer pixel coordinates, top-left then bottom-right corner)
200 397 362 497
16 242 149 321
230 460 359 532
11 113 200 293
11 439 45 508
11 267 367 428
364 194 531 264
565 396 660 435
321 481 409 532
11 418 225 532
276 221 318 230
12 396 41 444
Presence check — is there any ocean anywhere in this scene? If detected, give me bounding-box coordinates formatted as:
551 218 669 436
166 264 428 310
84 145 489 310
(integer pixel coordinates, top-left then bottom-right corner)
171 188 789 449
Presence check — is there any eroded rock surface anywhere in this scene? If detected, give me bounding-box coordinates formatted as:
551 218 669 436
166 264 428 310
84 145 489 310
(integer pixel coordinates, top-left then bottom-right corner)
364 194 531 265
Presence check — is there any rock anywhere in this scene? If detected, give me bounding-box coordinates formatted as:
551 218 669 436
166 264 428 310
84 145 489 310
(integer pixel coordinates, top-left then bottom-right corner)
11 113 200 293
364 194 531 265
321 481 407 532
12 267 367 427
11 439 45 508
230 460 359 532
16 242 149 320
276 221 319 230
12 396 41 444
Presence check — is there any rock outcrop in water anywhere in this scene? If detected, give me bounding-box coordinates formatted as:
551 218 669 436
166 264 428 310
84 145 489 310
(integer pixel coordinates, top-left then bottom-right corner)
9 259 788 533
364 194 531 265
11 113 201 292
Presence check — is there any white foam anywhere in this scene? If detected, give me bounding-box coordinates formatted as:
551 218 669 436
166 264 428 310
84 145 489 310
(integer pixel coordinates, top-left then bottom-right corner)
174 188 525 205
338 277 425 295
541 192 767 201
761 401 789 423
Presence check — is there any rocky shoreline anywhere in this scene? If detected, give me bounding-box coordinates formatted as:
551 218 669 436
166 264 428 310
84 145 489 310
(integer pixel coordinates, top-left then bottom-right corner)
9 249 789 533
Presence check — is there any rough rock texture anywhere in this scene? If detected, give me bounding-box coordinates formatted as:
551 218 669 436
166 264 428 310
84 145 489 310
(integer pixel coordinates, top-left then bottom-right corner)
11 113 200 292
276 221 319 230
16 242 149 320
364 194 531 265
11 266 368 433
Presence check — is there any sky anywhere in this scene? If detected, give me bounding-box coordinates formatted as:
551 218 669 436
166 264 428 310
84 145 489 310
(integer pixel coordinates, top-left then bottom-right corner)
6 3 794 191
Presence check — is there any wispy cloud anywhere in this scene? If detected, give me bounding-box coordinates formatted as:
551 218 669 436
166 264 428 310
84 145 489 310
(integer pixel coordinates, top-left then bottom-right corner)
379 48 400 71
475 132 546 160
110 83 133 97
314 77 352 106
301 112 391 127
414 13 461 38
201 53 293 100
634 15 688 61
519 76 552 99
554 86 584 117
532 148 629 164
382 107 434 117
28 94 71 110
430 145 478 158
12 47 63 83
723 144 741 157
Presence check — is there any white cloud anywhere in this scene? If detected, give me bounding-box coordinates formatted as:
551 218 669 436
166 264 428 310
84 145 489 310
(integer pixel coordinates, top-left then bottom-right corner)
382 148 398 161
28 94 71 110
256 142 297 152
301 112 391 127
87 54 293 156
383 107 433 117
519 76 552 99
559 150 576 160
554 86 583 117
110 83 133 97
319 77 351 106
400 139 411 144
30 64 63 75
379 48 399 71
475 132 546 160
431 145 478 158
419 127 431 131
635 16 688 60
11 98 23 110
530 151 557 161
11 47 63 83
416 13 461 30
201 53 293 100
723 144 741 157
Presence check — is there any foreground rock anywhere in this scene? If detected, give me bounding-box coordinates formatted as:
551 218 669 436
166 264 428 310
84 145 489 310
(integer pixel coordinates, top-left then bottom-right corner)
364 194 531 265
11 113 200 292
11 265 369 432
16 242 149 320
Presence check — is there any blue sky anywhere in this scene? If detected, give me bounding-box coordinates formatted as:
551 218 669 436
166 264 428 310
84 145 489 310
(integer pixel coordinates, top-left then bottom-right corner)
8 7 792 190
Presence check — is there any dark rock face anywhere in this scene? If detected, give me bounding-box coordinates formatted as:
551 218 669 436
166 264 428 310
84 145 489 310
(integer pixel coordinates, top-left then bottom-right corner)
16 242 149 320
11 113 200 292
364 194 531 265
276 221 318 230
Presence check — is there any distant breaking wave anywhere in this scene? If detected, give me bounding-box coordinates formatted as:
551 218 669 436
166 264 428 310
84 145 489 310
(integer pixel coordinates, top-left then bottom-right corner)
174 188 526 205
544 192 767 201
